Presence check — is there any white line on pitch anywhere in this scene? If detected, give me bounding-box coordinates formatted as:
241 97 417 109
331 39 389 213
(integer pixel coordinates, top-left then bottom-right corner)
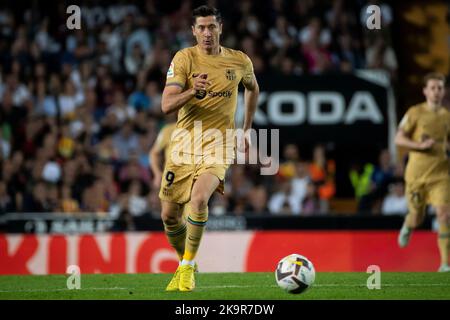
0 287 129 293
0 283 448 293
199 283 450 289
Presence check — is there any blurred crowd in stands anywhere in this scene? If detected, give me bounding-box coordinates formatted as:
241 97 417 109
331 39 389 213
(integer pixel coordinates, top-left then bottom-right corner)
0 0 404 220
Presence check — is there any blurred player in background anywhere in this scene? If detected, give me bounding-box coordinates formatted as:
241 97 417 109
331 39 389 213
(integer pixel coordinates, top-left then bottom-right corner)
149 114 177 190
158 5 259 291
395 73 450 272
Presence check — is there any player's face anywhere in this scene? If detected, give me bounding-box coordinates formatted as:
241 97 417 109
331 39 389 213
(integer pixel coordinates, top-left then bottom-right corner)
423 79 445 105
192 16 222 51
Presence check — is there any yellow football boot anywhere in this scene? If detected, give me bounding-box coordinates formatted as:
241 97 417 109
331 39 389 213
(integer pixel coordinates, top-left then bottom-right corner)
179 264 196 292
165 263 198 291
165 265 182 291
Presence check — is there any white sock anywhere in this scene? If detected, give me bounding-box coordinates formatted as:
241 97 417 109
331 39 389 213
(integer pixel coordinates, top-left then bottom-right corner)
401 224 411 233
181 259 195 267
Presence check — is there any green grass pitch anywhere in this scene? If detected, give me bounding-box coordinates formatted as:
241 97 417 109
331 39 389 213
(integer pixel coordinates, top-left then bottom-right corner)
0 272 449 300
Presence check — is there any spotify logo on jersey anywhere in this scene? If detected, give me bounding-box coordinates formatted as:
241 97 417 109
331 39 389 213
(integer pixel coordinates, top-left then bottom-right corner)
193 73 208 99
195 90 207 99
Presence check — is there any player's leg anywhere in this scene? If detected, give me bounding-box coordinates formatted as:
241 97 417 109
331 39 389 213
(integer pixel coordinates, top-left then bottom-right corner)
179 172 220 291
160 200 186 291
435 205 450 272
159 162 194 291
161 201 186 260
398 183 426 248
429 180 450 271
184 173 219 262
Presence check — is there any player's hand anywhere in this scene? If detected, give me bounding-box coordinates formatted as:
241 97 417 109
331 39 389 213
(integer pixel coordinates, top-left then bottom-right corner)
418 138 435 151
192 73 211 93
152 171 162 189
237 131 251 154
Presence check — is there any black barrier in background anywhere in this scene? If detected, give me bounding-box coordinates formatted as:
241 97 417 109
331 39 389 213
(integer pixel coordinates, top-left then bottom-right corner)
0 212 433 234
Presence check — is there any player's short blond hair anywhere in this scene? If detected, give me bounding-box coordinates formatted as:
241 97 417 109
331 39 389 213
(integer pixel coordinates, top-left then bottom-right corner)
423 72 446 87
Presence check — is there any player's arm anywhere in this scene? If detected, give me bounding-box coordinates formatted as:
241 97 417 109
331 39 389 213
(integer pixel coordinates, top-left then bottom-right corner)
149 141 163 188
242 75 259 132
161 85 195 114
395 109 434 151
238 54 259 153
161 75 211 114
241 52 259 132
395 128 434 151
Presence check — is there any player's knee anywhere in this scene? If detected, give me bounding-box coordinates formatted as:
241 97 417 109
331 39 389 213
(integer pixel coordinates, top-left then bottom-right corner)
190 193 209 212
161 210 179 226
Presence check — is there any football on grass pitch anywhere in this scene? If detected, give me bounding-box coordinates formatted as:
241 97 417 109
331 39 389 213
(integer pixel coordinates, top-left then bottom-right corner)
275 254 315 294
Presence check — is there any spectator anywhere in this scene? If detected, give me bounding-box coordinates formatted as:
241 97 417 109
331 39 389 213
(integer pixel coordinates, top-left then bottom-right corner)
0 130 10 159
358 149 395 213
268 180 301 215
302 181 328 216
126 179 149 217
58 123 76 159
334 33 365 71
226 165 253 211
210 193 228 216
302 36 333 74
247 185 269 213
23 180 50 212
349 162 374 205
365 34 397 78
309 144 335 201
147 189 162 218
381 180 408 215
46 183 60 212
0 181 15 213
291 161 311 203
118 151 151 185
125 43 146 76
269 16 296 49
81 178 109 214
299 17 332 48
129 80 163 117
60 184 80 213
95 161 119 204
58 80 85 120
0 74 31 107
107 90 136 124
278 144 300 179
371 149 395 193
112 121 139 162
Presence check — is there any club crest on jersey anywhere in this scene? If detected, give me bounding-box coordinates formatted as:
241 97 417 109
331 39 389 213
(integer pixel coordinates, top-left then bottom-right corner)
225 69 236 81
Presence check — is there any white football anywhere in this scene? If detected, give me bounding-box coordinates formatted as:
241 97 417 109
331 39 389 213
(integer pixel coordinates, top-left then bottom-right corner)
275 253 315 294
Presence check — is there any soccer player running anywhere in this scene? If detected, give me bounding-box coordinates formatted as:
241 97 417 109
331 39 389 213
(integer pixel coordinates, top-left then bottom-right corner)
395 72 450 272
158 5 259 291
